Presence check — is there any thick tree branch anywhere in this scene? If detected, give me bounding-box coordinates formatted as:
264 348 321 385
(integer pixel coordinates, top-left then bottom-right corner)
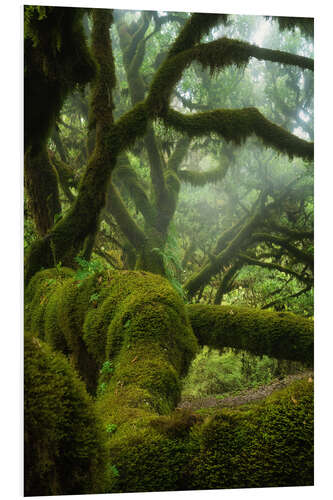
106 182 147 250
163 107 313 161
25 10 116 285
147 36 312 116
112 157 156 224
187 304 313 365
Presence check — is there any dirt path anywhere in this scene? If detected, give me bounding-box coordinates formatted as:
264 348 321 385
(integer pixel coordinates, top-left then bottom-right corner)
178 371 313 411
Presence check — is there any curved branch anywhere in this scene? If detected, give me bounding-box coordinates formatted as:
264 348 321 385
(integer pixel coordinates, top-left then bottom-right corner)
106 182 147 250
112 157 156 224
184 193 267 297
164 107 313 161
147 36 313 115
251 232 314 270
179 162 228 186
237 252 313 285
262 285 312 310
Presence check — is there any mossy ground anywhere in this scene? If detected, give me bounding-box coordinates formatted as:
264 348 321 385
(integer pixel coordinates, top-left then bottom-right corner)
24 268 314 494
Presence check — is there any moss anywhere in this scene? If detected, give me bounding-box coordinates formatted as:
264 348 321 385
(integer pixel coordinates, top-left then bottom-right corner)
179 162 228 186
188 378 313 489
25 268 198 399
187 303 313 365
25 269 313 493
164 108 313 161
24 333 108 496
113 158 156 224
98 378 313 493
24 147 61 237
168 13 229 58
147 34 312 118
24 6 96 153
270 16 314 39
108 102 149 156
24 266 74 335
106 430 193 493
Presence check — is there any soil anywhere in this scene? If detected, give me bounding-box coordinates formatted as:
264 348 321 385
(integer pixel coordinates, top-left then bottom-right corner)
178 371 314 411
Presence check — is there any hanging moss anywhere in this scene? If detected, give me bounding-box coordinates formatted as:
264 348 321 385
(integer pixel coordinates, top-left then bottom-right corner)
24 6 96 153
147 34 312 117
24 333 108 496
179 162 228 186
164 108 313 161
186 303 313 365
268 16 314 39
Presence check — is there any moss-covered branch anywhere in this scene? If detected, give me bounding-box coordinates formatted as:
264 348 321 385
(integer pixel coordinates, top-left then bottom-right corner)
184 194 267 297
268 222 314 241
187 303 313 365
112 157 156 224
178 160 228 186
168 13 229 58
214 261 242 305
147 35 312 116
251 232 314 270
238 252 313 285
164 107 313 161
49 152 77 204
268 16 314 39
106 182 147 250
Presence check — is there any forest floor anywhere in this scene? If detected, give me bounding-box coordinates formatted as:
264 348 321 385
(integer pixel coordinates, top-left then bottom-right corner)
178 371 314 411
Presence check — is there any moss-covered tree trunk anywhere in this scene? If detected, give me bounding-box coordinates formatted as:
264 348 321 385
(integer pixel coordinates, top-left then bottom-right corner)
24 147 61 237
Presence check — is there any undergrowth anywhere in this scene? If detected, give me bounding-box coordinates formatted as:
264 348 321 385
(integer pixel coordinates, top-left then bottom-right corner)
181 346 305 399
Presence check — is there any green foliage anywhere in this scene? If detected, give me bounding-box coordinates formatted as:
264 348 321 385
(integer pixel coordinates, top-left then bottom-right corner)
182 347 275 397
152 225 185 298
182 346 303 398
74 255 104 284
108 464 120 477
106 423 118 434
100 359 114 375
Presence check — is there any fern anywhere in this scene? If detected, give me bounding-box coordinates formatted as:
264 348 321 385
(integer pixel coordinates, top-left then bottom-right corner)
152 224 186 300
